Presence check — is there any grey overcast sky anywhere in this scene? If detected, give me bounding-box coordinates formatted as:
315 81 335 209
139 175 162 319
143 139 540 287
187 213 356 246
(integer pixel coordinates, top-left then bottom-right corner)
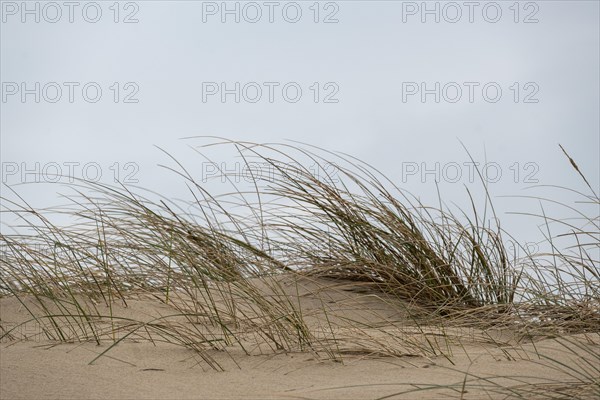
1 1 599 244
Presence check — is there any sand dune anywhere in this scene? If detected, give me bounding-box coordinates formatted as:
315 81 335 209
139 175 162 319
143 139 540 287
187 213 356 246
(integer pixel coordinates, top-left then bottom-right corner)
2 276 597 399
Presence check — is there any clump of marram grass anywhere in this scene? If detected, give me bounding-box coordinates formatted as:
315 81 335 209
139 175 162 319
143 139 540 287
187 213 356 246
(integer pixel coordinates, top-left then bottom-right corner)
196 140 597 316
224 140 519 309
1 140 598 374
0 178 317 370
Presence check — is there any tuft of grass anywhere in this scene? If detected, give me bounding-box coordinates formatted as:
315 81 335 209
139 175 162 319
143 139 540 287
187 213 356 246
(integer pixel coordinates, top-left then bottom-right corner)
1 140 598 377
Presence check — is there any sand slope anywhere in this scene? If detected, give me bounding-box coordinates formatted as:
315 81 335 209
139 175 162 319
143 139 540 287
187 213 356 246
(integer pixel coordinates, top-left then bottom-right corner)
1 277 598 399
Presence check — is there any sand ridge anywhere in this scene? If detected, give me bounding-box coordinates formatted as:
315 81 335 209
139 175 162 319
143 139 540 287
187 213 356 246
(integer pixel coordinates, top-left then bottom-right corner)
2 276 598 399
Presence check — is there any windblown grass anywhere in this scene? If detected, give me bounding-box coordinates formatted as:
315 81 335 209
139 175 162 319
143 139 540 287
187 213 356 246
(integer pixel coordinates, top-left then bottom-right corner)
1 139 598 393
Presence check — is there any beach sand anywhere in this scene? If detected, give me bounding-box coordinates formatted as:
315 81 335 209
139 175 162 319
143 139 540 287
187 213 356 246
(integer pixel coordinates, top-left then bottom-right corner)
1 277 597 399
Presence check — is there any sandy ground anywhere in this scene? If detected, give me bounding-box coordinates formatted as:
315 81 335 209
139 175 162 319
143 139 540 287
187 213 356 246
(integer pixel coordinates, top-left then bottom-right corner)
1 277 598 399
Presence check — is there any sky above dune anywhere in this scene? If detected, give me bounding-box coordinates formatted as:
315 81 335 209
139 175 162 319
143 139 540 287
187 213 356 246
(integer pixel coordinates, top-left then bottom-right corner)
2 1 599 245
